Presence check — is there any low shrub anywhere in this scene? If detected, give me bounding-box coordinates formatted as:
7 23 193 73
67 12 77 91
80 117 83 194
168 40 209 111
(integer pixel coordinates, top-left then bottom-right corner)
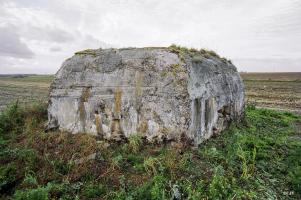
208 165 231 199
128 134 143 153
0 101 25 136
82 183 106 198
0 101 47 137
13 183 52 200
0 163 17 193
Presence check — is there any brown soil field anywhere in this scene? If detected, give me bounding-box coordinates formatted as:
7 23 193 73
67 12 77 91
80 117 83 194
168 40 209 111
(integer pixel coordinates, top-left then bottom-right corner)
0 75 53 111
241 72 301 114
0 73 300 113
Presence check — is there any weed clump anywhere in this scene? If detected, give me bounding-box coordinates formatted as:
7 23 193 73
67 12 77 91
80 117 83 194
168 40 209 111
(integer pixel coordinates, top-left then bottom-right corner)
0 101 25 136
168 44 223 61
13 184 51 200
0 101 47 138
74 49 97 56
128 134 143 153
144 157 162 175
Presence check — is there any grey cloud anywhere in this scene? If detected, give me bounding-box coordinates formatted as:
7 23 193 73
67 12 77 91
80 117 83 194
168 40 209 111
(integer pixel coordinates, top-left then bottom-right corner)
81 34 113 49
233 58 301 72
49 46 62 52
0 25 34 59
0 56 35 74
25 26 74 43
254 2 301 39
1 1 74 43
1 0 301 73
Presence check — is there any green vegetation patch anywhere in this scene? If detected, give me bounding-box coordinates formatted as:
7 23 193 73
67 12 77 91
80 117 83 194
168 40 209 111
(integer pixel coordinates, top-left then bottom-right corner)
0 102 300 199
168 44 232 64
0 75 54 83
74 49 98 56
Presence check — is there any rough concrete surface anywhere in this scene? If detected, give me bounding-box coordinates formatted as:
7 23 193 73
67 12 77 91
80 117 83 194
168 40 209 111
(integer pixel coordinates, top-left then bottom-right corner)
47 47 244 145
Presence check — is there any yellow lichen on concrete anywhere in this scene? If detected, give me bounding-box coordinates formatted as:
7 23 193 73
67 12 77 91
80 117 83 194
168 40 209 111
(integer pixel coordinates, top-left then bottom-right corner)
79 87 91 132
114 88 122 115
111 120 120 135
95 114 102 136
80 87 91 102
137 120 148 133
79 102 86 122
159 126 170 135
111 88 123 138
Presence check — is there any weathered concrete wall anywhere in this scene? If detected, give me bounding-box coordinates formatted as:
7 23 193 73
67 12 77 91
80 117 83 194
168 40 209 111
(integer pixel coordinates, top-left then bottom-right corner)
47 47 244 144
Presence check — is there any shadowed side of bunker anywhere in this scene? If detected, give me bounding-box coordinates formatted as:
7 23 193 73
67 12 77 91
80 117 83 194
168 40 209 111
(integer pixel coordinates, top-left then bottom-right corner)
47 46 245 145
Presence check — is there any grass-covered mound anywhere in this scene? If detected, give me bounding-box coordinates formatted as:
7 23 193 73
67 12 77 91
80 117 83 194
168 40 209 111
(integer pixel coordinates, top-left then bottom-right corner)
0 102 300 199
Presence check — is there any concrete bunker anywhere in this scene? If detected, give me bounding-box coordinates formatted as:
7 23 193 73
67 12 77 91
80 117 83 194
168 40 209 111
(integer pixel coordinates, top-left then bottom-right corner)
47 46 244 145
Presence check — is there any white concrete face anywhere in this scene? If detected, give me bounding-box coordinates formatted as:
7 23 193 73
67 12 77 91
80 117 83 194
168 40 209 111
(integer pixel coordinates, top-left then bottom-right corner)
47 47 245 144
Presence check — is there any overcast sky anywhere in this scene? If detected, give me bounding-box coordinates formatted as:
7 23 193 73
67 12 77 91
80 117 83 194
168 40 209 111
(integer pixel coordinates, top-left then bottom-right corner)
0 0 300 74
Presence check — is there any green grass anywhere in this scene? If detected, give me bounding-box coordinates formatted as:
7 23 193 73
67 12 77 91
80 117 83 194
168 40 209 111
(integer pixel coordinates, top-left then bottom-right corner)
0 75 54 83
0 102 300 199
